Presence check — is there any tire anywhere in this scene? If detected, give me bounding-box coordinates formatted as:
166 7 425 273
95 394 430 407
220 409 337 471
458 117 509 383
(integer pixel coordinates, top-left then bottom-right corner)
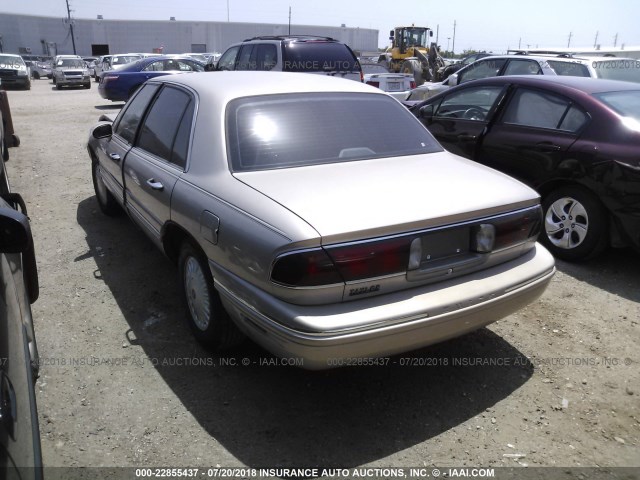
401 59 424 86
541 186 608 261
33 71 40 80
84 82 91 89
178 242 245 350
56 84 61 90
91 160 121 216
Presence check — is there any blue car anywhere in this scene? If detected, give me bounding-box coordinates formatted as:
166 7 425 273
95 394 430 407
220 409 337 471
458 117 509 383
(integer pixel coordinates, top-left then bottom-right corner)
98 55 205 101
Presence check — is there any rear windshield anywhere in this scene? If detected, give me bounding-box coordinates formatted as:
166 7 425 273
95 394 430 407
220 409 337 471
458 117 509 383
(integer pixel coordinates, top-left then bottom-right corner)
283 42 359 72
592 59 640 83
547 61 590 77
58 59 85 68
226 93 441 172
593 90 640 121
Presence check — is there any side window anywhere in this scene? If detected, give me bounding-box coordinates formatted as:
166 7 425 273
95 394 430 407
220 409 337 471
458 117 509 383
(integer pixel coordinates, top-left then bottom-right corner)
459 59 506 84
435 86 504 121
559 105 589 132
136 86 193 166
547 61 590 77
503 59 542 76
217 46 240 71
172 101 195 169
502 88 583 131
255 44 278 71
236 45 255 70
113 84 159 144
143 61 164 72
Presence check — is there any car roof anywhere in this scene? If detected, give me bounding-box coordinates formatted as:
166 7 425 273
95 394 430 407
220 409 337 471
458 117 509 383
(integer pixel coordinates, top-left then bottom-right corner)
461 74 640 93
149 71 380 101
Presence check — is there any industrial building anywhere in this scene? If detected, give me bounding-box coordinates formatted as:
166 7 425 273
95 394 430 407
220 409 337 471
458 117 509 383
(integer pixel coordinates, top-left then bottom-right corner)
0 13 378 57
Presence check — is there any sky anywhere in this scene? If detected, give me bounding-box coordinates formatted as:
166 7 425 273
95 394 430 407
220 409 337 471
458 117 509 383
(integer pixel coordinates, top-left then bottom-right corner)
2 0 639 52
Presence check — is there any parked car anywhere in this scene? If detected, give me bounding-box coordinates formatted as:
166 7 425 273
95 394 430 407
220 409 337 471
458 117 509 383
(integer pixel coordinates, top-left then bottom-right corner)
52 57 91 89
87 72 554 368
0 99 42 479
182 53 209 63
408 75 640 260
29 61 52 80
98 55 205 101
361 62 415 99
405 55 592 101
209 35 363 82
0 54 31 90
95 54 142 81
437 52 492 81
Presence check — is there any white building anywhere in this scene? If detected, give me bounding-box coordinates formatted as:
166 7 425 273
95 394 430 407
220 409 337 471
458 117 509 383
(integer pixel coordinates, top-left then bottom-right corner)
0 13 378 57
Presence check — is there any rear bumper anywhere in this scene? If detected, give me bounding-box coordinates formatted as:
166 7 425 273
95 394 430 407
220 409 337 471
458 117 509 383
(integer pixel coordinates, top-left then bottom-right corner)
215 244 555 369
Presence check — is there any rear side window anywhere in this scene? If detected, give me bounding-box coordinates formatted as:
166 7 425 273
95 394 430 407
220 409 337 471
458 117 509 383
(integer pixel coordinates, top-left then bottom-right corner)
502 88 587 132
503 59 542 76
547 61 590 77
137 86 194 167
459 58 506 83
114 84 159 144
226 93 441 172
283 42 358 72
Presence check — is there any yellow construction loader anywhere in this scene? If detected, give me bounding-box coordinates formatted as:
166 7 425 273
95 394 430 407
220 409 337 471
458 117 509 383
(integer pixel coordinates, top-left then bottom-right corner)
379 25 446 85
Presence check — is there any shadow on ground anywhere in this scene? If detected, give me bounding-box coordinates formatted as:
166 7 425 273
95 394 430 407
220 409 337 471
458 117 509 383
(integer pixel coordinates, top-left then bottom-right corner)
555 247 639 303
76 196 534 467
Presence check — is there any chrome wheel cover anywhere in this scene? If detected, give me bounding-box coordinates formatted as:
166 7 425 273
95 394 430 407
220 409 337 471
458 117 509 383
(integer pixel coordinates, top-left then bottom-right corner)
184 256 211 331
545 196 589 250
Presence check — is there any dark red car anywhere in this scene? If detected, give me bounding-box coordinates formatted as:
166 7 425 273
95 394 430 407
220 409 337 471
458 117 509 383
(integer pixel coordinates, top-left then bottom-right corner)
408 75 640 260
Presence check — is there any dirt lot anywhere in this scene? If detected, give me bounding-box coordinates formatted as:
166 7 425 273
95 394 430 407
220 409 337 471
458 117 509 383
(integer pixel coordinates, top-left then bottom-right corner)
3 79 639 471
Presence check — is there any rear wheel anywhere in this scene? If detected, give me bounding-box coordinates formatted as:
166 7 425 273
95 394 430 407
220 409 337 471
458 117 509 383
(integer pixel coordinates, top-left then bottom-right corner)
178 242 245 349
32 71 40 80
541 186 608 261
55 84 61 90
91 160 121 216
84 82 91 89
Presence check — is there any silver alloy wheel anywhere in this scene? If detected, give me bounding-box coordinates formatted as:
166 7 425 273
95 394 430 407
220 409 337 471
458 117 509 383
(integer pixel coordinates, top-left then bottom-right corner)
184 256 211 331
544 196 589 250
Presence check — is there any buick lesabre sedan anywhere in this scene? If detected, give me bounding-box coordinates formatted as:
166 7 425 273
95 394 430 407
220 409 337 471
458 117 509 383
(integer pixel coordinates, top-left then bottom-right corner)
87 72 555 369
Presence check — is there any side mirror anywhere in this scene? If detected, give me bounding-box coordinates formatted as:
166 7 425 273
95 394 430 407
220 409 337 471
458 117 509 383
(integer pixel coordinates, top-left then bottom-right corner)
0 205 39 303
389 30 395 39
92 123 113 139
419 104 434 123
449 73 459 86
0 207 31 253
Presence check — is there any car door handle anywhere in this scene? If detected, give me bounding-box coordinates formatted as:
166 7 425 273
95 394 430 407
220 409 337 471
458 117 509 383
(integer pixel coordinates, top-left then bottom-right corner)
146 179 164 191
108 152 121 162
457 134 477 141
533 143 562 152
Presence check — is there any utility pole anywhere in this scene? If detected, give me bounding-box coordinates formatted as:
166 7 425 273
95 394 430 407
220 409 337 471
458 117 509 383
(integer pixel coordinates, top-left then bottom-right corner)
567 31 572 48
518 37 521 49
435 24 439 46
227 0 229 21
593 31 598 48
446 37 450 52
65 0 77 54
452 20 456 55
613 33 618 47
288 6 291 35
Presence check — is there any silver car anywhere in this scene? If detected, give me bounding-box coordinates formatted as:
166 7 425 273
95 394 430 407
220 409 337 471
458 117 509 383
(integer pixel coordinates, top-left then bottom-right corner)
52 57 91 89
87 72 555 369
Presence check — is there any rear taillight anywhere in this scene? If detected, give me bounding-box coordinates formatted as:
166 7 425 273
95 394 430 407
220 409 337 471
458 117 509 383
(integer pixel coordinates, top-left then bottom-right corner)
271 249 343 287
103 75 119 83
473 207 542 252
410 81 417 89
326 237 412 281
366 81 380 88
271 237 414 287
360 70 364 83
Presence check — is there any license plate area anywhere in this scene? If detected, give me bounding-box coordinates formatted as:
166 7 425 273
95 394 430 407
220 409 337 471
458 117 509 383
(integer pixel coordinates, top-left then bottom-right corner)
387 81 402 91
406 227 486 282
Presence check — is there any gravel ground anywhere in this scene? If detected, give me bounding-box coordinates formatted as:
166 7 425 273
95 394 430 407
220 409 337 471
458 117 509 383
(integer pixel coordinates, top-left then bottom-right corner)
3 79 639 471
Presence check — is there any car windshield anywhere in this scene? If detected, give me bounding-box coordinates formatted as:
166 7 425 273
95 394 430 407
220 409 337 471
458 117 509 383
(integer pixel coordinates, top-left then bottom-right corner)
59 59 85 68
593 90 640 121
361 63 389 74
592 59 640 82
0 55 25 68
226 93 441 172
547 60 591 77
